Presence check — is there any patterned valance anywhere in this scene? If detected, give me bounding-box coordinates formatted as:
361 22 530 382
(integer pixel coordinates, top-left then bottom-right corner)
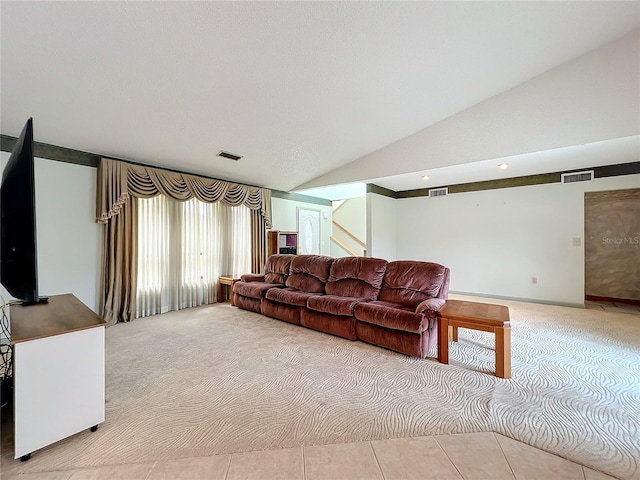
97 158 272 227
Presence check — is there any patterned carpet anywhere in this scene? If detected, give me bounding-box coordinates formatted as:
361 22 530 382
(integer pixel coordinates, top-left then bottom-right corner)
2 296 639 479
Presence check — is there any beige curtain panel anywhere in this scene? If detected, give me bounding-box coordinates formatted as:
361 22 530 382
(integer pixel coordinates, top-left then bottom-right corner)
97 158 272 227
101 195 138 325
251 208 268 274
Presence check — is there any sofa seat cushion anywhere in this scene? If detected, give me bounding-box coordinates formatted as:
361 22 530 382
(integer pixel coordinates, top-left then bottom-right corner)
265 287 322 307
307 295 368 316
354 301 432 334
234 282 282 300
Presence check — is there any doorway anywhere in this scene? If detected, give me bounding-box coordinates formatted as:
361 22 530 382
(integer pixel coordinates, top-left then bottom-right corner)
584 188 640 305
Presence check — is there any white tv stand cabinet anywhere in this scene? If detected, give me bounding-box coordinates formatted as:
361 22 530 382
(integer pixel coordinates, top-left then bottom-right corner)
10 294 106 461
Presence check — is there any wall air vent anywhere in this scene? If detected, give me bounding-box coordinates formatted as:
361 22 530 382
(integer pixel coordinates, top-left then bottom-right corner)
428 187 448 198
217 150 243 161
561 170 593 184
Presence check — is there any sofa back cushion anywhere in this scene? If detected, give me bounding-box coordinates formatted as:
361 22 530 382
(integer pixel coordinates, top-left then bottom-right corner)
378 261 450 306
264 254 295 285
285 255 334 293
325 257 388 300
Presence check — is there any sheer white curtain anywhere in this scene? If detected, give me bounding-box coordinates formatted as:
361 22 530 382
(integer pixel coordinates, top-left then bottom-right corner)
136 196 251 318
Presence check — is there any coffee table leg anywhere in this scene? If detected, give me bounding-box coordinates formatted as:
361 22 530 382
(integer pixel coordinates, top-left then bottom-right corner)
438 316 449 364
495 326 511 379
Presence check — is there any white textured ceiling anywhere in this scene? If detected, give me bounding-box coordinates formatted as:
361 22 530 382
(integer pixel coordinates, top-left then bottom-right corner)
1 1 639 195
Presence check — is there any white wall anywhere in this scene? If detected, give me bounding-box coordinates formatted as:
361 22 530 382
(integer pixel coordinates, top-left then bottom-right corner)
331 197 367 257
366 192 397 261
1 153 102 313
329 238 350 258
334 197 366 242
270 197 332 255
392 174 640 306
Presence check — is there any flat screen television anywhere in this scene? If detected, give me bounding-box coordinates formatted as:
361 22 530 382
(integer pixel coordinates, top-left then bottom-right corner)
1 118 48 305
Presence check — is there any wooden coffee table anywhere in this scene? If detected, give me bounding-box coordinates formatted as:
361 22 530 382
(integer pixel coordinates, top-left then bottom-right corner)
218 275 241 306
437 300 511 378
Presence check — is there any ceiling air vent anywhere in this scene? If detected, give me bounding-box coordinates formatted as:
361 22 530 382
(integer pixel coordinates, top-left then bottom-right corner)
428 187 448 198
561 170 593 184
217 150 242 161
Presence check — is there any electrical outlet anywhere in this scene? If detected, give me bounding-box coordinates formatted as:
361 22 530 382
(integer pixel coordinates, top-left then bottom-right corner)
531 277 537 284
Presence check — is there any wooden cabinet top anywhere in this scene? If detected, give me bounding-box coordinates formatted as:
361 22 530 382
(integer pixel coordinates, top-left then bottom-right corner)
10 294 106 344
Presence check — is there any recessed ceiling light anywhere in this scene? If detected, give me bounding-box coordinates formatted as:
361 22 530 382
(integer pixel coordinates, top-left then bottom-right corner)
498 163 509 170
422 174 429 180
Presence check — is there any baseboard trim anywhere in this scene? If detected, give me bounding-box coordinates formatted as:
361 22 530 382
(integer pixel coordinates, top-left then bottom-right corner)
585 295 640 306
449 291 585 309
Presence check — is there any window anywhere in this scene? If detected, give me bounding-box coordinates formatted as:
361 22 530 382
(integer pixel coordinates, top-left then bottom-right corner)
136 196 251 318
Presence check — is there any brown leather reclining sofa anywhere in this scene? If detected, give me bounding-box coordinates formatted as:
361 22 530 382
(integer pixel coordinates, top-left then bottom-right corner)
233 254 450 358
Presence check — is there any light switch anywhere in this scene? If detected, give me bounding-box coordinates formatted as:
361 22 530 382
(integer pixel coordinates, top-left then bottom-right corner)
572 237 581 247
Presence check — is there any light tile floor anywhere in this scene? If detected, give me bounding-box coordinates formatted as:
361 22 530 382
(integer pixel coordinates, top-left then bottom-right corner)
6 432 619 480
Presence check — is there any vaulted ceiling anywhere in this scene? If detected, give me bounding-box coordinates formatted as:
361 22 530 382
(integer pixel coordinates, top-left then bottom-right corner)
1 2 639 197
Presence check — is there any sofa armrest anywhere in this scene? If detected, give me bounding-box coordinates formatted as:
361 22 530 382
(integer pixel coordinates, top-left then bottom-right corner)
415 298 446 315
241 273 265 282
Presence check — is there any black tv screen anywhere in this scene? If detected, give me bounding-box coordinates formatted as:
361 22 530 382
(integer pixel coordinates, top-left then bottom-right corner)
1 118 47 305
